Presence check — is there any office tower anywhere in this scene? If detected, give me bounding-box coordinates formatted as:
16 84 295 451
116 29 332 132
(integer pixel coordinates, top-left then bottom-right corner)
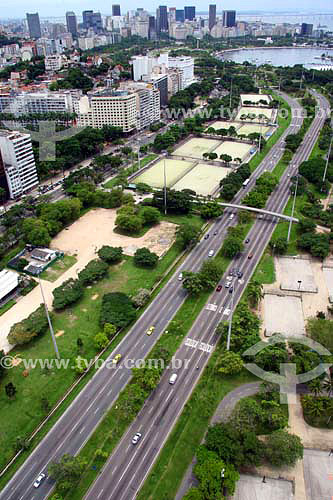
91 12 103 32
26 13 41 39
66 12 78 37
156 6 168 33
208 5 216 30
169 7 176 22
222 10 236 27
175 10 185 22
301 23 313 36
112 4 121 16
148 16 156 39
184 6 195 21
82 10 93 29
0 130 38 199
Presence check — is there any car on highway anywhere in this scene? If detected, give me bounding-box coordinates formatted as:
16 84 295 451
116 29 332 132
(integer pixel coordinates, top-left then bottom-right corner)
245 238 250 244
228 214 234 220
146 326 155 336
204 234 209 240
229 286 234 293
113 354 122 364
237 271 243 279
131 432 142 445
248 253 253 259
208 250 214 257
216 284 222 292
33 473 46 488
169 373 178 384
213 231 218 235
178 272 183 281
225 282 230 288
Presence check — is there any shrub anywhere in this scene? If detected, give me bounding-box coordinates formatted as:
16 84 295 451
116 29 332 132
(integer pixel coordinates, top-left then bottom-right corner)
78 259 108 285
98 246 123 264
52 278 84 310
134 247 158 267
7 305 49 345
100 292 136 328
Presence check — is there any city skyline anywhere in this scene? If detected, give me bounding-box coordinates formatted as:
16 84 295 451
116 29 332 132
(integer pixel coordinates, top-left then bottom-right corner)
1 2 333 19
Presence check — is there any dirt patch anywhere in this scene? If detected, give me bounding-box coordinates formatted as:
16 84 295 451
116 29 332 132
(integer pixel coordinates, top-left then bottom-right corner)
92 294 99 301
11 357 22 367
55 330 64 337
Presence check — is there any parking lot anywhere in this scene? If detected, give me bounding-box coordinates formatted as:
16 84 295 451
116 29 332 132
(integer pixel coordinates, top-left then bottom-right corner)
303 449 333 500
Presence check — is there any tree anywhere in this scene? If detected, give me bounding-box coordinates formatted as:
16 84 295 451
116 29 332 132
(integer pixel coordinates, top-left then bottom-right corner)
22 217 51 246
247 280 263 308
255 344 288 373
132 288 150 307
306 317 333 352
265 430 303 467
132 365 161 391
220 154 232 165
100 292 136 328
5 382 16 398
53 279 84 310
221 236 244 258
199 201 223 220
176 223 200 249
308 378 323 397
93 332 109 350
115 213 143 233
48 454 88 494
270 236 288 255
217 351 243 375
183 488 203 500
200 259 224 289
98 246 123 264
134 248 158 267
103 323 117 339
322 376 333 397
8 305 49 345
78 259 108 285
139 206 160 225
182 271 204 295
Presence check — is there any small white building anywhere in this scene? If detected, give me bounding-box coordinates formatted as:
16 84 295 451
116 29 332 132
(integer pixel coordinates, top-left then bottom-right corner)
45 54 68 72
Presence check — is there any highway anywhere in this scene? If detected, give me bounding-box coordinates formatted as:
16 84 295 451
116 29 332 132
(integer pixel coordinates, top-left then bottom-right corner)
84 90 329 500
0 92 309 500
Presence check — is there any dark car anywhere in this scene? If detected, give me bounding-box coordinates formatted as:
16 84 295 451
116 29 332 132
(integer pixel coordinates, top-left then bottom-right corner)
204 234 209 240
213 231 218 236
248 253 253 259
216 285 222 292
229 286 234 293
237 271 243 279
245 238 250 244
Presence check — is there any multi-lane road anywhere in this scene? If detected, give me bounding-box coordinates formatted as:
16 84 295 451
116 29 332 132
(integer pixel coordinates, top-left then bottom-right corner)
0 91 324 500
84 90 329 500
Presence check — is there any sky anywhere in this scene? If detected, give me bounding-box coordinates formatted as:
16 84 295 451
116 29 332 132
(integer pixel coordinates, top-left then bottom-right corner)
0 0 333 19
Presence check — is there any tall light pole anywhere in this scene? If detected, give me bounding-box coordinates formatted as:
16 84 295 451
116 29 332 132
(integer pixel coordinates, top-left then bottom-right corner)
136 143 141 174
229 77 233 111
226 287 235 351
161 150 167 215
322 119 333 184
287 174 298 243
38 273 60 359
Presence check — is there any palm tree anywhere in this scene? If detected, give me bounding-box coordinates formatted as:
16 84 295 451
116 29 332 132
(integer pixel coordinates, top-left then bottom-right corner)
247 280 264 308
322 376 333 397
308 378 323 397
308 399 324 419
326 398 333 425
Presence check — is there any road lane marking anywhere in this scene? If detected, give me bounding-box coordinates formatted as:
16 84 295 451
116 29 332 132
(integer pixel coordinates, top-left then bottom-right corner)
97 488 104 499
79 426 86 434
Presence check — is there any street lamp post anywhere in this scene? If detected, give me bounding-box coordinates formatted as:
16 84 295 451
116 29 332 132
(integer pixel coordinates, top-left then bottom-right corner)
38 273 60 359
298 280 302 291
161 150 168 215
226 288 235 351
229 77 233 111
287 174 298 244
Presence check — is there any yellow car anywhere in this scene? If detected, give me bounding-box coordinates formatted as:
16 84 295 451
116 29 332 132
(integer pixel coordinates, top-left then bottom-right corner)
113 354 122 364
146 326 155 336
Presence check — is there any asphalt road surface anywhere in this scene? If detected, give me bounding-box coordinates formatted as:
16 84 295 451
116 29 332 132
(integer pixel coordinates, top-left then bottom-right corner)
84 90 329 500
0 91 322 500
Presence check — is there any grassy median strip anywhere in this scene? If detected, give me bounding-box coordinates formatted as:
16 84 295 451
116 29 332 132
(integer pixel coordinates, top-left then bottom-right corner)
136 359 255 500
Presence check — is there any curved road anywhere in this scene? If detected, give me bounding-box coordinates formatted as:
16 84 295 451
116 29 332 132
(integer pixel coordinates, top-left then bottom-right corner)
0 92 310 500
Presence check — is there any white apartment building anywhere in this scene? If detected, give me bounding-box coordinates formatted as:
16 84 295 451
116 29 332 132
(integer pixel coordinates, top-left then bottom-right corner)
0 90 80 116
78 37 94 50
0 130 38 199
45 54 68 72
168 56 195 89
119 82 160 130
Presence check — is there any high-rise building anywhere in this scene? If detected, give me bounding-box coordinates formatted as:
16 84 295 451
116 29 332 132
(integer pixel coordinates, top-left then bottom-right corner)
222 10 236 27
208 5 216 30
82 10 93 29
148 16 156 39
300 23 313 36
147 74 168 106
0 130 38 199
66 12 78 37
169 7 176 22
184 6 195 21
112 4 121 16
26 13 41 39
175 10 185 23
156 6 168 33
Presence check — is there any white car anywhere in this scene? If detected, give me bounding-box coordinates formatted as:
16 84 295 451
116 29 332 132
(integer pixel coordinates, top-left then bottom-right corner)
132 432 142 445
178 272 183 281
208 250 214 257
228 214 234 220
33 473 46 488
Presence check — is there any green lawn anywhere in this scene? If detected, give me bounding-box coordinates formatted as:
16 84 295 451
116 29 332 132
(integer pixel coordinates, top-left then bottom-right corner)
103 154 158 189
253 252 276 285
0 215 201 477
0 299 16 316
39 255 77 282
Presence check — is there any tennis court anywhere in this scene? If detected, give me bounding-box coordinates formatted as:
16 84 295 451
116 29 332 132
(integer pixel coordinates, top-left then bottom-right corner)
213 141 253 162
172 163 230 196
133 159 194 188
172 137 221 159
236 106 274 122
206 121 241 131
241 93 271 105
237 123 271 136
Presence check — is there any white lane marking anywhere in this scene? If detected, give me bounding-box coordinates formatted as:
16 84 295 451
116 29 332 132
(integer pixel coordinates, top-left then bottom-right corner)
107 389 112 396
79 426 86 434
97 489 104 499
94 407 99 414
